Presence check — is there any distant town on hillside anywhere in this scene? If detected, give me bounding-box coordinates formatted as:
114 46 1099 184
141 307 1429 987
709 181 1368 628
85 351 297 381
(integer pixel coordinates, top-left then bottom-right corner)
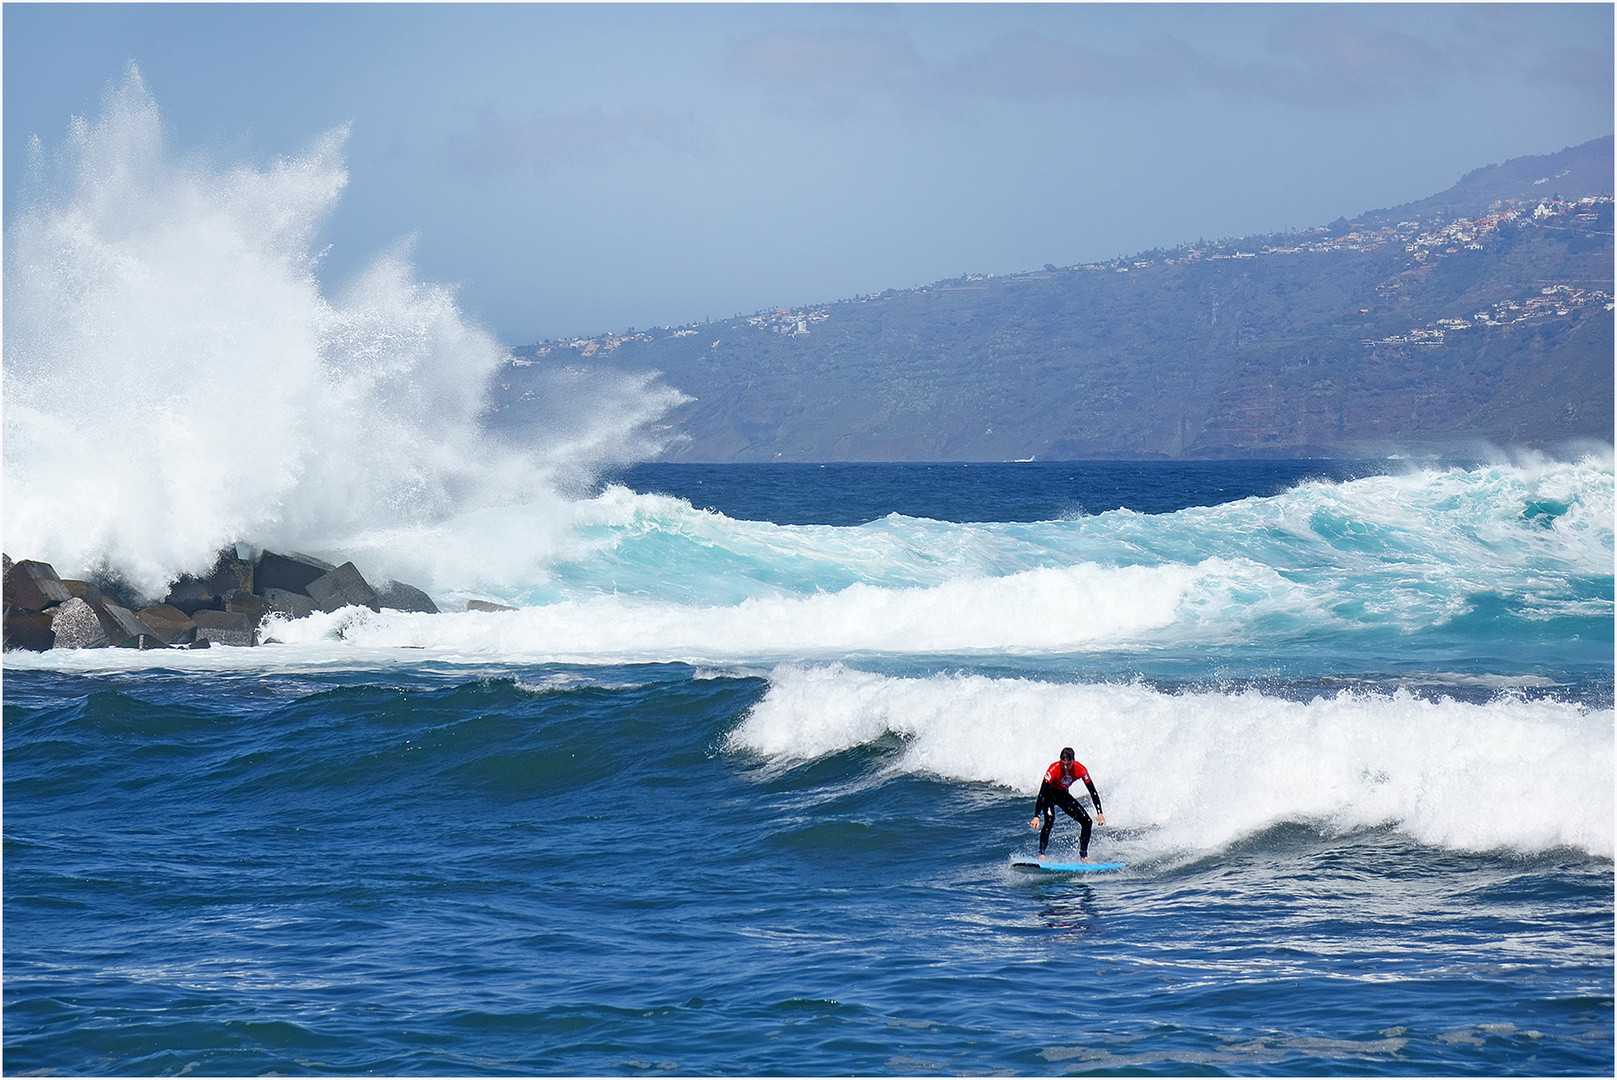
492 136 1614 461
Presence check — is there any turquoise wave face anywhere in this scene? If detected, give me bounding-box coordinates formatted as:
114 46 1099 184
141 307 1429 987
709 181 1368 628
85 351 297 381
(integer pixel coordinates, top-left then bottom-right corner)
550 456 1610 589
459 457 1612 663
12 458 1609 681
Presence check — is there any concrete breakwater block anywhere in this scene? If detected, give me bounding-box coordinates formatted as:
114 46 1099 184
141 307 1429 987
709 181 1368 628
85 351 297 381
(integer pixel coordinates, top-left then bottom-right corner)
163 551 255 616
307 562 379 613
47 595 157 649
135 604 197 646
375 580 439 614
258 555 437 615
49 597 111 649
192 609 257 647
4 559 72 612
163 577 219 616
61 579 105 606
2 550 443 649
97 601 157 648
211 556 254 596
223 589 272 623
262 588 317 619
256 551 335 595
4 611 57 651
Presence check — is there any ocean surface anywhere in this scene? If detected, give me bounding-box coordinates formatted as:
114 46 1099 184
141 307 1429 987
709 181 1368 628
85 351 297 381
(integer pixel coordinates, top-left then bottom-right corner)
5 459 1614 1076
4 75 1613 1076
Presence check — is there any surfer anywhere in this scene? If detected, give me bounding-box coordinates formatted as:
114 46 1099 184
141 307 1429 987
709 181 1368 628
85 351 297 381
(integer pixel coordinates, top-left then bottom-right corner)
1028 747 1105 861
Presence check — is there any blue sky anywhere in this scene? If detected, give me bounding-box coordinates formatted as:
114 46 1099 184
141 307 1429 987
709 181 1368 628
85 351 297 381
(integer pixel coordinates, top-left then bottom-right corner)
4 2 1612 343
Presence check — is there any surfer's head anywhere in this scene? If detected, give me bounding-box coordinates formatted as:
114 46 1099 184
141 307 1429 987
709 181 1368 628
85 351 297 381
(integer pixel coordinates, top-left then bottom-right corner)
1060 747 1074 766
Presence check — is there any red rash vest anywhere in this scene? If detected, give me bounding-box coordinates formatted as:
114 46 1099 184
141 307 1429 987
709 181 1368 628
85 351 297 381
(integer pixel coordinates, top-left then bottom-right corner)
1035 759 1102 817
1044 759 1090 791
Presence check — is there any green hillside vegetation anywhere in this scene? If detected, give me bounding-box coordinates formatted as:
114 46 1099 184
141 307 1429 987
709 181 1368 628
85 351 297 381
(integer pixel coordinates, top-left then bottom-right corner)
492 137 1614 460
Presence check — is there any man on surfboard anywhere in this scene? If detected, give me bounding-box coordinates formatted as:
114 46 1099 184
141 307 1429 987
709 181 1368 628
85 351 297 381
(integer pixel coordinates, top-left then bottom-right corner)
1029 747 1105 861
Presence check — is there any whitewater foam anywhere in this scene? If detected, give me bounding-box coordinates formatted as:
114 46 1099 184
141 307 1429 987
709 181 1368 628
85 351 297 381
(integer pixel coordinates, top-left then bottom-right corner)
248 556 1279 661
730 665 1615 858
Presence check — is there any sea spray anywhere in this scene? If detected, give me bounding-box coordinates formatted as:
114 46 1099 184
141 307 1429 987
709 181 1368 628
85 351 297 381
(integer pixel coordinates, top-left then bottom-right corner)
2 67 682 599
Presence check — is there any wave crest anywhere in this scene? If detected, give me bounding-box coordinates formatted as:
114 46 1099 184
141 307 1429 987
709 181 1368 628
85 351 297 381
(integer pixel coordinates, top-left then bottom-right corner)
730 665 1614 858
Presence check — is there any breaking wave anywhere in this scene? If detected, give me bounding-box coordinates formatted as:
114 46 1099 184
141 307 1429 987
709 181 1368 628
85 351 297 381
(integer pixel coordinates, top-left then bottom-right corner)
243 453 1613 662
5 451 1608 666
731 665 1615 858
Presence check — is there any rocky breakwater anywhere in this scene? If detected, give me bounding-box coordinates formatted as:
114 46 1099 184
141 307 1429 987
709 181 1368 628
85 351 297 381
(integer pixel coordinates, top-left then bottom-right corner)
2 550 440 652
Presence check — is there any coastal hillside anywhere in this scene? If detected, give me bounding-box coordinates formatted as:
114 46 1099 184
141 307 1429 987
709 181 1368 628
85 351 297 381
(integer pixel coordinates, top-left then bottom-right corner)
493 137 1614 460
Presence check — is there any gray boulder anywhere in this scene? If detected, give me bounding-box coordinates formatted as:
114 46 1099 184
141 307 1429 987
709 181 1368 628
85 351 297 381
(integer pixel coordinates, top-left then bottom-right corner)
4 559 71 612
306 562 379 613
50 597 109 649
375 580 439 614
192 609 257 647
466 600 517 613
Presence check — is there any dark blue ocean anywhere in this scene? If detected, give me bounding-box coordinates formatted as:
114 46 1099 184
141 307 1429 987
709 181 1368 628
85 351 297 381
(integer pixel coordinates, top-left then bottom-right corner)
5 460 1613 1076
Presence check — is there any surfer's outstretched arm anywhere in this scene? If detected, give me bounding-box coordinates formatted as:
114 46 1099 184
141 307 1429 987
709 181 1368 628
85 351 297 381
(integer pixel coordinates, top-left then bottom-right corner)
1084 777 1106 826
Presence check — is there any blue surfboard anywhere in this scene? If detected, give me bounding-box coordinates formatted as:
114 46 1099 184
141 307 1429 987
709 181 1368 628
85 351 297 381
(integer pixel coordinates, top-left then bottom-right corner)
1012 858 1126 873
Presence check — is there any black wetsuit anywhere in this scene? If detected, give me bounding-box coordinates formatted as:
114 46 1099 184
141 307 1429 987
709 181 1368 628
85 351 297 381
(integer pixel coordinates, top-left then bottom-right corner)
1034 760 1103 857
